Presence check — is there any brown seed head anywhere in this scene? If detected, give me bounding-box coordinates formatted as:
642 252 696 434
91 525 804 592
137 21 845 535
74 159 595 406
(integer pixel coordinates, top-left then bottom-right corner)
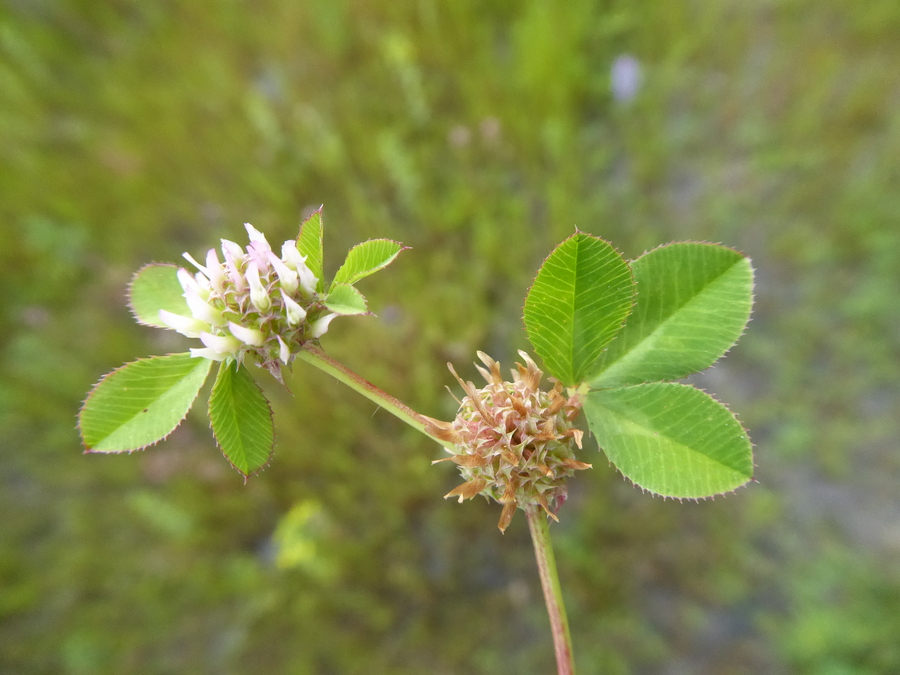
433 351 589 532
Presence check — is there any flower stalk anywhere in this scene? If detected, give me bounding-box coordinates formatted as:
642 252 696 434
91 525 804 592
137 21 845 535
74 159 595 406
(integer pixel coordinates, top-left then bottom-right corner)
298 345 581 670
527 504 576 675
296 345 455 450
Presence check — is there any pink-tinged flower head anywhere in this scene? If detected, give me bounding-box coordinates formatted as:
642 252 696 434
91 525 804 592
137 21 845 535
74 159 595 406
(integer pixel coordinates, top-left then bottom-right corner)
164 224 345 381
426 351 588 533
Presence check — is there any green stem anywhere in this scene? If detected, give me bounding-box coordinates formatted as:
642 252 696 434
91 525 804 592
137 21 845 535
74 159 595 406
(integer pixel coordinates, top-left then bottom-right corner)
526 504 575 675
297 345 454 449
301 345 574 669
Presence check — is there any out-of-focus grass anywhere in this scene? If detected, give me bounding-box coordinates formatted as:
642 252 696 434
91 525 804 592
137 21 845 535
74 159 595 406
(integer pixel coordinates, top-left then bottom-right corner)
1 1 899 673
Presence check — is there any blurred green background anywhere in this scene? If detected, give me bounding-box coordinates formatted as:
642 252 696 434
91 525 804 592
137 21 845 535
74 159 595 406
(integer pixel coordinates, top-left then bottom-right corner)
2 1 899 673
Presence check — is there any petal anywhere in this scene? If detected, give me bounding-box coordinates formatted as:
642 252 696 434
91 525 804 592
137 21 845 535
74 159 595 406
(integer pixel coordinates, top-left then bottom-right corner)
220 239 246 291
199 331 242 355
205 248 226 294
244 223 270 249
177 268 210 300
281 290 307 325
281 240 306 270
245 263 272 312
297 264 318 296
190 347 230 361
245 224 272 271
309 312 336 338
228 321 265 347
182 252 208 275
268 251 299 294
185 287 226 326
158 309 209 338
277 335 291 364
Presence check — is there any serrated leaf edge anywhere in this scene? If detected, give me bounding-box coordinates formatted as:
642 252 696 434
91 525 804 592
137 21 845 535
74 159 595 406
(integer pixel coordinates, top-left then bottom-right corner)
522 229 636 385
586 381 756 499
208 362 276 481
332 238 410 288
126 262 183 328
588 240 755 388
323 283 372 316
297 205 325 291
78 352 210 453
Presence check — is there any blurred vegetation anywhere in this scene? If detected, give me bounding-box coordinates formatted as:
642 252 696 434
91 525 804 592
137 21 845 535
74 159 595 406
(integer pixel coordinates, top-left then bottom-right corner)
2 1 899 673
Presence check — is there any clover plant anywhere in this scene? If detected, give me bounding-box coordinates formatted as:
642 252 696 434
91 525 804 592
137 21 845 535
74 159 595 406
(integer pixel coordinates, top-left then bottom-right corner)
80 209 754 674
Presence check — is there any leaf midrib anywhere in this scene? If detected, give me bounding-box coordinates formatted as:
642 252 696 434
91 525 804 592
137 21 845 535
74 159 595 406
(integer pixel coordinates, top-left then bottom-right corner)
591 259 742 383
594 394 751 477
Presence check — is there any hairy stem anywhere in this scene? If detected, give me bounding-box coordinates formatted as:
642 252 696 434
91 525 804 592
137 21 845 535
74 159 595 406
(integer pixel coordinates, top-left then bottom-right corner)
526 504 575 675
297 345 454 449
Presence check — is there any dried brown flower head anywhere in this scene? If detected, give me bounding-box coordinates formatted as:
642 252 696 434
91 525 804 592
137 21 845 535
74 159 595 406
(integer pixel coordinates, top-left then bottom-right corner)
426 351 590 533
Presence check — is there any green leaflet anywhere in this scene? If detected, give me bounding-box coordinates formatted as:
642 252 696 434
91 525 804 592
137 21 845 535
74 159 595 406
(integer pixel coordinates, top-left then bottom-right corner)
128 264 190 328
584 382 753 498
523 232 634 386
208 362 274 477
332 238 406 287
324 283 369 315
587 243 754 388
79 353 212 452
297 207 324 290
